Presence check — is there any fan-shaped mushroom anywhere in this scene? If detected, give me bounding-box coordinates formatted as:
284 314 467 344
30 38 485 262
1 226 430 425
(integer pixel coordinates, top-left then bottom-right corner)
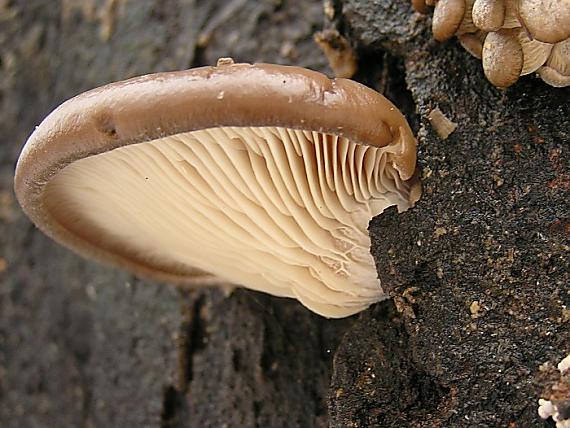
482 29 523 87
411 0 570 87
14 59 420 318
458 30 488 58
538 38 570 87
515 28 553 75
472 0 505 32
518 0 570 44
432 0 467 41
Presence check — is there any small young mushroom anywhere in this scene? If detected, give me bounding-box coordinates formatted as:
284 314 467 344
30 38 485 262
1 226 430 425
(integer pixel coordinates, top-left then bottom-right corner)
458 30 488 59
432 0 467 41
515 28 553 75
472 0 506 32
14 60 420 318
411 0 570 87
518 0 570 44
457 0 477 35
482 29 523 87
412 0 430 13
538 353 570 428
502 0 522 28
538 38 570 87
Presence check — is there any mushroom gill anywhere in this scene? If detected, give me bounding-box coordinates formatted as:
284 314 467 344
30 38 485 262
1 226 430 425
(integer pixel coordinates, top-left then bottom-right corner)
44 126 413 317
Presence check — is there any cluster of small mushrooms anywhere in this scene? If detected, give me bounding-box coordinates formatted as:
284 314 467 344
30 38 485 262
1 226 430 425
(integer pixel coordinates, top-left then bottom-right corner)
15 59 420 318
412 0 570 87
538 353 570 428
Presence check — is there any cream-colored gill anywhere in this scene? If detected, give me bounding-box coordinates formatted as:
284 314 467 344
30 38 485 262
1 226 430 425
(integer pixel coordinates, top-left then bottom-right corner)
44 126 408 317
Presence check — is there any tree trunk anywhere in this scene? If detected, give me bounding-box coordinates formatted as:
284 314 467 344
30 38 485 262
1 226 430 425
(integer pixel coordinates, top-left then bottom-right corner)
1 1 567 427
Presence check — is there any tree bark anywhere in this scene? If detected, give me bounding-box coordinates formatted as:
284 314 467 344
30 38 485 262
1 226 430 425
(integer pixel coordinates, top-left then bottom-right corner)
0 0 567 427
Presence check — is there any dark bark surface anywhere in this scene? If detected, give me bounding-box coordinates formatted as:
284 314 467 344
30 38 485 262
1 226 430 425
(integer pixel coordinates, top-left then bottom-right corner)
0 0 568 427
329 1 569 427
0 1 349 427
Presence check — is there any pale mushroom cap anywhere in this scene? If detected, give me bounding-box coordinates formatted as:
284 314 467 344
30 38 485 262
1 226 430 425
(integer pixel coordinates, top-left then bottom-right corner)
519 0 570 44
515 28 553 75
15 62 420 318
457 0 478 35
546 38 570 75
482 29 524 87
503 0 523 28
538 66 570 86
538 38 570 86
432 0 467 41
559 353 570 374
459 31 488 58
472 0 506 32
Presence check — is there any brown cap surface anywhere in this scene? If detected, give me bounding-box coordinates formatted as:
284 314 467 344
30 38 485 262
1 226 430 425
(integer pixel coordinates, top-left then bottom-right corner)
482 29 524 87
432 0 467 41
472 0 506 32
519 0 570 44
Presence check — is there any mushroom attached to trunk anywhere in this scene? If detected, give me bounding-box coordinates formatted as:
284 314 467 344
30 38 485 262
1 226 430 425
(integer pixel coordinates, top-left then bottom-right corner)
432 0 467 41
472 0 505 32
14 59 420 318
518 0 570 44
482 29 524 87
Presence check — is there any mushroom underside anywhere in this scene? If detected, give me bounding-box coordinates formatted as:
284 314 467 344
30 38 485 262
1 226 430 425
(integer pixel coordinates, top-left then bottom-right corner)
45 126 414 318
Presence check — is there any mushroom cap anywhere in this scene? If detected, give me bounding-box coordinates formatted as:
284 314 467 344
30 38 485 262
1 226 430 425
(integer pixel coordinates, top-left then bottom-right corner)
546 38 570 75
432 0 467 41
472 0 506 32
519 0 570 44
502 0 522 28
538 66 570 86
482 29 524 87
458 31 488 59
412 0 430 14
538 38 570 86
15 61 420 318
457 0 478 35
515 28 553 75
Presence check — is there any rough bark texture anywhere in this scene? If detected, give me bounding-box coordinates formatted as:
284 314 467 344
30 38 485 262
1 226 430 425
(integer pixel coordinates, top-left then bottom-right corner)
0 0 568 427
329 1 569 427
0 1 349 427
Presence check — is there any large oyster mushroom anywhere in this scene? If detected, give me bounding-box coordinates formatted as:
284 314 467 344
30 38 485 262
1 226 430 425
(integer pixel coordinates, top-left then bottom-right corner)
14 59 420 318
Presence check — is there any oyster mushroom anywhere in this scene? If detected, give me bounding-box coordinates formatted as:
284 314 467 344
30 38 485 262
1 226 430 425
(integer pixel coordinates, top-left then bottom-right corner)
502 0 522 28
458 30 488 58
538 38 570 87
515 28 553 75
472 0 506 32
432 0 467 41
482 29 523 87
412 0 431 14
14 59 421 318
457 0 478 35
518 0 570 44
410 0 569 87
314 29 358 78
